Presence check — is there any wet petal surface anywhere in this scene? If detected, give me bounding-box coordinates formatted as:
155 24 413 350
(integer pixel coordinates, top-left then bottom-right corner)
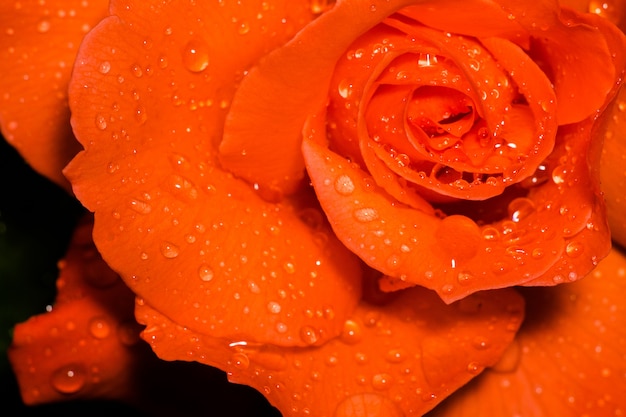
137 284 524 417
66 0 361 347
427 248 626 417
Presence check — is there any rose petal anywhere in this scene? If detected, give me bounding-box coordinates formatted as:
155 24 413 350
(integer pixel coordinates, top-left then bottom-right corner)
8 216 144 405
219 0 421 194
137 284 524 417
8 216 281 415
0 0 108 191
426 248 626 417
492 0 625 124
65 0 361 346
303 113 610 302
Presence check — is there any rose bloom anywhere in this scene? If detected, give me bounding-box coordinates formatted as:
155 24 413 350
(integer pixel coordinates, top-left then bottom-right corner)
2 0 626 416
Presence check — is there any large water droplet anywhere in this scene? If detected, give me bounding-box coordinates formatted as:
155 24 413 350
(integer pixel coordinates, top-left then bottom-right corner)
334 174 355 195
182 39 210 72
508 197 535 223
51 364 87 394
340 320 362 345
89 317 111 339
198 264 214 281
310 0 335 14
230 352 250 370
299 326 319 345
267 301 282 314
337 78 353 99
160 242 180 258
589 0 625 23
353 207 379 222
95 114 107 130
566 241 583 258
385 348 407 363
371 373 393 390
98 61 111 74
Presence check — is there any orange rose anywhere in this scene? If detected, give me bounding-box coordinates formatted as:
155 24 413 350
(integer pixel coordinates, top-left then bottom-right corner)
222 0 625 302
3 0 626 416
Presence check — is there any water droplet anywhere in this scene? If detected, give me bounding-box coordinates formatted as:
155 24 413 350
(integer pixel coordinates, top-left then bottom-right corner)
371 373 393 390
51 364 86 394
337 78 353 99
37 20 51 33
457 271 474 285
481 226 500 240
472 336 490 350
237 21 250 35
275 322 288 333
353 207 379 222
135 105 147 124
158 242 179 259
129 198 152 214
385 348 407 363
230 352 250 370
98 61 111 74
267 301 282 314
566 241 583 257
508 197 535 223
198 264 214 281
88 317 111 339
130 63 143 78
95 114 107 130
340 320 362 345
551 164 569 185
466 361 482 374
182 39 210 72
588 0 625 23
310 0 335 14
299 326 319 345
334 174 355 195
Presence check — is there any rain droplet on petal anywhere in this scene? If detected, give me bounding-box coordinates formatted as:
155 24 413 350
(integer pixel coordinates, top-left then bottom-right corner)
88 317 111 339
267 301 282 314
340 320 362 345
299 326 319 345
353 207 379 222
182 39 210 72
95 114 107 130
37 20 51 33
198 264 214 281
334 174 355 195
51 364 86 394
230 352 250 370
371 373 393 390
160 242 180 258
98 61 111 74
